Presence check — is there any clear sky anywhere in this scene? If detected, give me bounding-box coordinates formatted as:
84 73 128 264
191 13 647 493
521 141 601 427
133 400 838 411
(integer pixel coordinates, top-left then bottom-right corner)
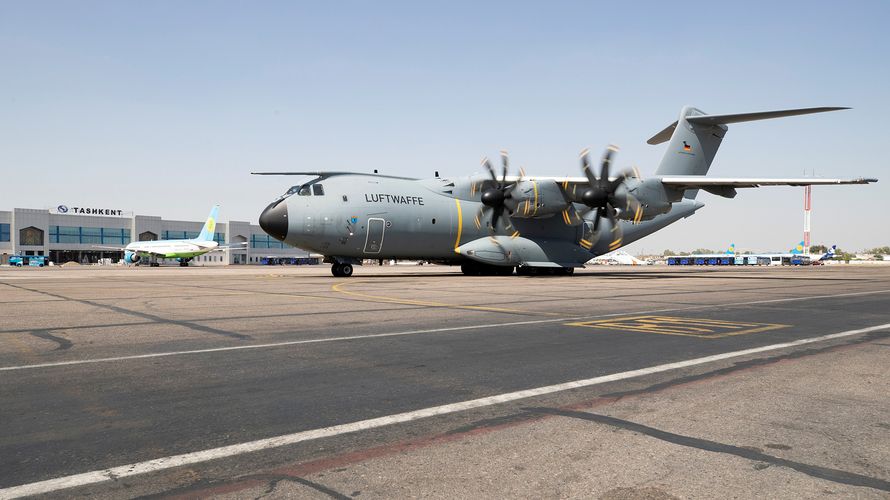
2 1 887 253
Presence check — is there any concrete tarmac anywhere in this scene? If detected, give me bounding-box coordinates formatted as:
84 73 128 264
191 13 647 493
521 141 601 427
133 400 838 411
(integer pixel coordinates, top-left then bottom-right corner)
0 264 888 498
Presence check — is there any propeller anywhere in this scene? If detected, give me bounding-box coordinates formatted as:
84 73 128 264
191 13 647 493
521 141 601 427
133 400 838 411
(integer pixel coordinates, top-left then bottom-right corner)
474 150 521 238
578 146 643 250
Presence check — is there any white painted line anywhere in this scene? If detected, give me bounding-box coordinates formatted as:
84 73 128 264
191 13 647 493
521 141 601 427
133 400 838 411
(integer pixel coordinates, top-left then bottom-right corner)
2 288 888 372
2 321 888 499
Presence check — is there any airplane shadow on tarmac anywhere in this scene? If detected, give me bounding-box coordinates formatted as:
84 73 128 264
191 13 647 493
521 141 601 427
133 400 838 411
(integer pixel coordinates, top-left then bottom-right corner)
347 269 871 282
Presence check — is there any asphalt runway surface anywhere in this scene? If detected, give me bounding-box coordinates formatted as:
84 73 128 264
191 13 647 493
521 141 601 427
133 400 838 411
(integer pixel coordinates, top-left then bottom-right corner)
0 264 888 499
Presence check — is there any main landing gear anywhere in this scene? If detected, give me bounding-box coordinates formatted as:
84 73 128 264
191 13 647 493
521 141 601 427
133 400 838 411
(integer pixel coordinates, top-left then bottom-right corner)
331 263 354 277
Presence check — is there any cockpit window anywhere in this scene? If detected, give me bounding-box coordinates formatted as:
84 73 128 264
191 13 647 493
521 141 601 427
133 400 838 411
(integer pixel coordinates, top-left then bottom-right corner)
279 182 317 201
312 184 325 196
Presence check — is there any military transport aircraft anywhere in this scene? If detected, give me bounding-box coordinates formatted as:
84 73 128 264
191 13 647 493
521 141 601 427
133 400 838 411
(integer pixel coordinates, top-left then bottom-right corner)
255 106 876 277
97 205 245 266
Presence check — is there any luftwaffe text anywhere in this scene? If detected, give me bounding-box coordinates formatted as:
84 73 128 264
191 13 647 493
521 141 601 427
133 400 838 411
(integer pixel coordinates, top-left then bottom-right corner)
364 194 424 205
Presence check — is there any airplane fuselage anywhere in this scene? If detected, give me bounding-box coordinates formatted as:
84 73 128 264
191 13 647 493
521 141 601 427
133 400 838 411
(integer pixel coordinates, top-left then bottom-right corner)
126 239 219 259
260 174 703 268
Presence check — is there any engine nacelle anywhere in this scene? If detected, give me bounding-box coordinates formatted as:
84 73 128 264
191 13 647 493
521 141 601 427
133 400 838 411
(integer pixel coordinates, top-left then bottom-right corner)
620 178 673 221
124 251 140 264
509 180 569 219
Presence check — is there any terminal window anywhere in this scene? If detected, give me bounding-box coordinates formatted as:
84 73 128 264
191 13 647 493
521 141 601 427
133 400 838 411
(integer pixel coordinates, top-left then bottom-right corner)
19 227 44 246
251 234 290 249
49 226 130 245
0 223 9 242
161 231 225 243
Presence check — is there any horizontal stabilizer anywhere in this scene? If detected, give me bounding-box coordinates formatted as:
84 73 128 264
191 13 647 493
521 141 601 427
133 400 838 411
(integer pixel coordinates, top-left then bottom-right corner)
647 107 849 145
685 107 849 126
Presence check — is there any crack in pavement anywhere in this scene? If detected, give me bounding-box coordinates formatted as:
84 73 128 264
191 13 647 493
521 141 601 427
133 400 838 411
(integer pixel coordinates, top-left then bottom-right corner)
0 282 250 341
598 331 890 399
28 329 73 350
527 407 890 493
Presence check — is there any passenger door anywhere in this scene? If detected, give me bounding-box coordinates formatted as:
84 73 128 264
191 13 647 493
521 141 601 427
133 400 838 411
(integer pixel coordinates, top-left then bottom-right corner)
363 217 385 254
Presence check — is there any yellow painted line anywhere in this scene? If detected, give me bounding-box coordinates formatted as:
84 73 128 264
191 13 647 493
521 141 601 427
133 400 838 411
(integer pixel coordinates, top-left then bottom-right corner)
532 181 539 216
453 198 463 253
332 281 557 315
566 315 789 339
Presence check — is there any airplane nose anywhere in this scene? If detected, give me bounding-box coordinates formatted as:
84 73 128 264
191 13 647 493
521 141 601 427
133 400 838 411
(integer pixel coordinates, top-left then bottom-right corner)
259 200 289 241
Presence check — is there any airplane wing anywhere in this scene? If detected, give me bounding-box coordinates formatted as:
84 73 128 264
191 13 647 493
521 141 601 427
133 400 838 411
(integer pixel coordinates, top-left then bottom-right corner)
659 176 877 188
658 176 876 199
206 242 249 253
93 245 170 257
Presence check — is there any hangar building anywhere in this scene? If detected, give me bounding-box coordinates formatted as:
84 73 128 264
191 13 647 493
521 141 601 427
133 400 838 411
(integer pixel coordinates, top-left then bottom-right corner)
0 205 309 266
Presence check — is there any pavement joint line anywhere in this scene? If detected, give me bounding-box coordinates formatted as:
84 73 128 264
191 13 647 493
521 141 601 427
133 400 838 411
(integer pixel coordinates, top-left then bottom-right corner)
2 321 888 499
2 288 889 372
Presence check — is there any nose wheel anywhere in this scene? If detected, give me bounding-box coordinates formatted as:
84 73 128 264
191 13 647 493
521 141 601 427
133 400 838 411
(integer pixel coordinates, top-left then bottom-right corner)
331 263 354 277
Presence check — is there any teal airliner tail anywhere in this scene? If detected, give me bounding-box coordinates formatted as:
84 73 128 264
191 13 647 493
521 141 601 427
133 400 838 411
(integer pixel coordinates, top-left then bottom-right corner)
725 243 736 256
790 241 805 255
196 205 220 242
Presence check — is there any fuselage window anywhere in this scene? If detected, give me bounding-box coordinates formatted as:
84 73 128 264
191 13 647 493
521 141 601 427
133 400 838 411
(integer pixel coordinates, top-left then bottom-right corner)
313 184 325 196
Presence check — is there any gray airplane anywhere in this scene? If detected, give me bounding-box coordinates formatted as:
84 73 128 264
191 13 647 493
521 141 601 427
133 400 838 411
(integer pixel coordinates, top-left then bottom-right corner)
255 106 876 277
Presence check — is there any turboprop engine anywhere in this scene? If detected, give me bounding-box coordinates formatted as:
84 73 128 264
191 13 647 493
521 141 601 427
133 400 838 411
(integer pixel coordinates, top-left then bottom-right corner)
508 179 570 219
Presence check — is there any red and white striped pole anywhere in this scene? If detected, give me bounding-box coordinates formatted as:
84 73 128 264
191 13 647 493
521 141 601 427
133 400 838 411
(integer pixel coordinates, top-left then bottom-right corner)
803 185 812 254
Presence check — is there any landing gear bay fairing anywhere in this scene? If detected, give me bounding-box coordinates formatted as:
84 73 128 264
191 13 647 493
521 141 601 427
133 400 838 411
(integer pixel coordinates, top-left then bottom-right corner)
255 106 876 277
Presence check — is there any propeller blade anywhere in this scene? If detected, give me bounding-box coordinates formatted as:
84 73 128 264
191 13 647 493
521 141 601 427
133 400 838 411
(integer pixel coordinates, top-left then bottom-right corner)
561 205 582 226
579 219 601 250
607 212 624 251
624 193 644 224
502 215 519 238
482 157 498 183
599 145 618 188
473 205 485 230
592 206 604 232
490 207 501 234
580 148 597 187
499 150 509 186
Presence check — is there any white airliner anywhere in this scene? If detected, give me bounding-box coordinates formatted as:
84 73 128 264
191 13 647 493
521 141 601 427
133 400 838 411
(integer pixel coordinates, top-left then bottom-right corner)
97 205 245 266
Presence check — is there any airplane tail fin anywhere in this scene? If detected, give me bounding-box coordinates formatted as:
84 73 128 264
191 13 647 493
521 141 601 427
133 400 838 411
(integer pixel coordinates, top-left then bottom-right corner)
820 245 837 260
725 243 736 256
649 106 849 199
790 241 805 255
196 205 220 242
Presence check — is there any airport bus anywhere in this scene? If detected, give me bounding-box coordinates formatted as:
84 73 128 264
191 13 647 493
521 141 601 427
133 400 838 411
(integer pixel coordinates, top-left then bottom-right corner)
9 255 49 267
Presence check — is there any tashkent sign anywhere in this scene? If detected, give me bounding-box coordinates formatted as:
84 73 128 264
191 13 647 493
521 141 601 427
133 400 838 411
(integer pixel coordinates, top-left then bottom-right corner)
50 205 130 217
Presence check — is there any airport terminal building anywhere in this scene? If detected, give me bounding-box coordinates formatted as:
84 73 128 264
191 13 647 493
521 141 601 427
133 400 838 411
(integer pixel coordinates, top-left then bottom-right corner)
0 205 310 266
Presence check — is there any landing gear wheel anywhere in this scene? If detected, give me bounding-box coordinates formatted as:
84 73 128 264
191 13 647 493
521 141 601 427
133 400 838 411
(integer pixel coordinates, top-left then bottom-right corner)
558 267 575 276
340 263 354 277
179 261 189 267
331 263 354 277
